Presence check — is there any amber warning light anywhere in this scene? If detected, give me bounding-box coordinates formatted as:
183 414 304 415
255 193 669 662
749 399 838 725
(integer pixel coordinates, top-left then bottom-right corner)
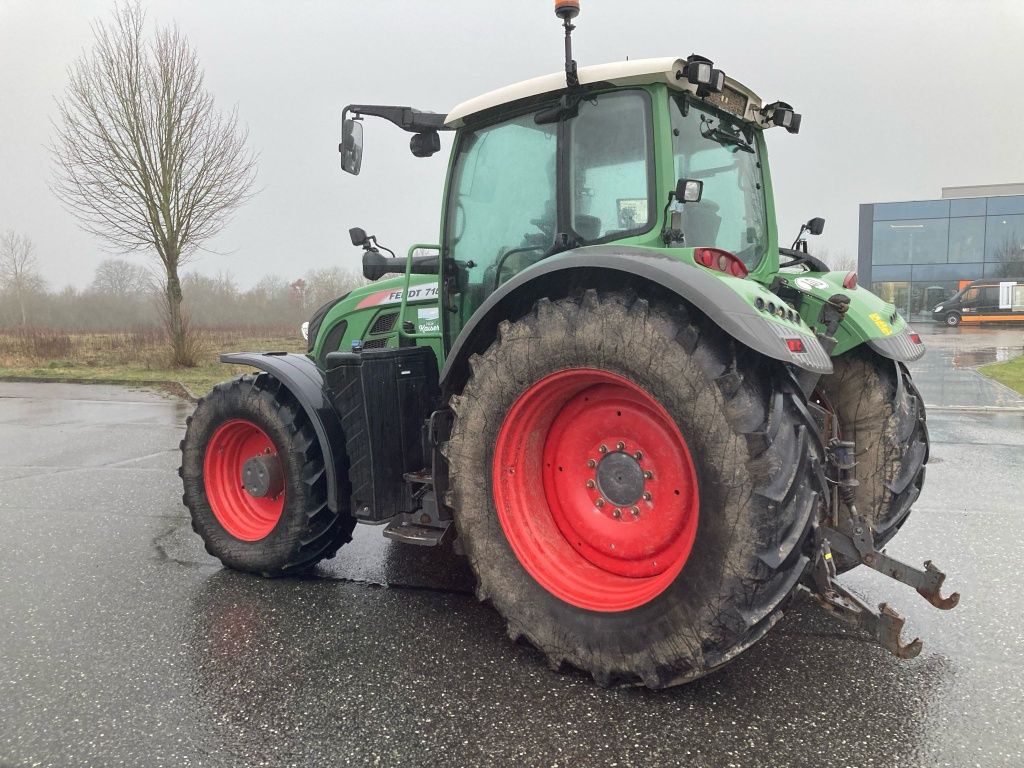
555 0 580 19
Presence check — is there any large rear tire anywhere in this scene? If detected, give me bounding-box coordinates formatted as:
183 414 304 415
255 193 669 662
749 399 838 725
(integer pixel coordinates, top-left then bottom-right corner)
445 291 826 687
817 348 928 571
180 374 356 576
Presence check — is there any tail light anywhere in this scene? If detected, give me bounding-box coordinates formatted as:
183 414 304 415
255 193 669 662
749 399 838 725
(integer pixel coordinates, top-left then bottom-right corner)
909 332 922 345
842 271 858 290
693 248 748 278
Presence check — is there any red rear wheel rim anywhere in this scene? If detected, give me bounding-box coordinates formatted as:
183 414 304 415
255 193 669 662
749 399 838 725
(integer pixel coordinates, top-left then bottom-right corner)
492 369 700 612
204 419 285 541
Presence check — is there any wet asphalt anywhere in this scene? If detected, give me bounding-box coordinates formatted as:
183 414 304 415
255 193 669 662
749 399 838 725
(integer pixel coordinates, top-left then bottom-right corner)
1 326 1023 767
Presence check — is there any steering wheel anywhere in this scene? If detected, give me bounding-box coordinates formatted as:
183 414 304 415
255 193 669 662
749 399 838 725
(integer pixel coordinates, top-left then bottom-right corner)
778 247 830 272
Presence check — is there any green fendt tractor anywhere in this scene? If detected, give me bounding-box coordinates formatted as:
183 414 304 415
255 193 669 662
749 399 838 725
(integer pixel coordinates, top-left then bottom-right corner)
181 2 958 687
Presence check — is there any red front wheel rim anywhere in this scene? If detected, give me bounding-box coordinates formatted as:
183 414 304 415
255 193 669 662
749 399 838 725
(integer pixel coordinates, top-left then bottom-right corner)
204 419 285 541
492 369 700 612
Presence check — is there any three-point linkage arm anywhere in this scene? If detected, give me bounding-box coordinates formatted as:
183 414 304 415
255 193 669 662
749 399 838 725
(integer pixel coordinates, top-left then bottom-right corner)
342 104 454 133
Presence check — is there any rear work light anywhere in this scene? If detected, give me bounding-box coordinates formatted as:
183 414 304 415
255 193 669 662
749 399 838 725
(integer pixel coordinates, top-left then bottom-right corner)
785 338 805 353
842 271 858 290
693 248 748 278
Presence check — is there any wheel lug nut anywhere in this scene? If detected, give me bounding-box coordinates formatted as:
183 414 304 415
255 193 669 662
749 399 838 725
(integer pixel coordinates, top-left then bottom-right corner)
586 459 596 468
585 479 595 489
612 508 622 518
631 506 640 517
644 470 654 480
598 445 608 454
595 498 605 508
642 491 652 502
634 451 643 461
616 441 625 451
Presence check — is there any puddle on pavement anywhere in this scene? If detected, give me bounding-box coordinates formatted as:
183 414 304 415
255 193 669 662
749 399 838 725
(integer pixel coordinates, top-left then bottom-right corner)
951 347 1020 368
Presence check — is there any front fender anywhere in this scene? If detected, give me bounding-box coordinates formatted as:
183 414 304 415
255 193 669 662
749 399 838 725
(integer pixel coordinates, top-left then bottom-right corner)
220 352 348 513
783 272 926 363
441 245 832 390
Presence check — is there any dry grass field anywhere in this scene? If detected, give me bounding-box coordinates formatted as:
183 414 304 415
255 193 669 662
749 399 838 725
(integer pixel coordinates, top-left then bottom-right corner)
0 326 305 396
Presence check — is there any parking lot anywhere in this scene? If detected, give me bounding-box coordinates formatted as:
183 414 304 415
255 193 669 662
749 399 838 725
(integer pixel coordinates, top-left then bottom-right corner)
1 325 1023 767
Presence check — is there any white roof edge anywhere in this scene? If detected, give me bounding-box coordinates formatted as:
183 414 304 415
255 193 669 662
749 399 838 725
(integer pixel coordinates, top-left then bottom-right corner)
445 57 764 127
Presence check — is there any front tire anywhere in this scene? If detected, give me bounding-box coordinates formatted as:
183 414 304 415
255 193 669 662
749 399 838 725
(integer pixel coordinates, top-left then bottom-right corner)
945 312 961 327
817 348 928 571
180 374 356 576
445 291 826 687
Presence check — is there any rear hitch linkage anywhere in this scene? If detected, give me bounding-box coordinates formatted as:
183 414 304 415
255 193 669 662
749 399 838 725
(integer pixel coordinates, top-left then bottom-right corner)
804 438 960 659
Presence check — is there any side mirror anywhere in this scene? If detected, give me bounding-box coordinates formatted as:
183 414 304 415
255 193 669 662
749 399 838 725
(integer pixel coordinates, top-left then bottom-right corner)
676 178 704 203
340 118 363 175
410 130 441 158
807 217 825 236
349 227 369 247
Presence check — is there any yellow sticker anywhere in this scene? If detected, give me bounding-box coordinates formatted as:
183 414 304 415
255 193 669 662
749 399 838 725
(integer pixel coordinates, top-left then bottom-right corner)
869 312 893 336
824 552 833 560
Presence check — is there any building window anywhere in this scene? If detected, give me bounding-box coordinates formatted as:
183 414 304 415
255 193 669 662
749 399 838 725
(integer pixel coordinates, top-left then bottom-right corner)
947 216 985 263
984 214 1024 277
873 279 964 317
872 218 949 265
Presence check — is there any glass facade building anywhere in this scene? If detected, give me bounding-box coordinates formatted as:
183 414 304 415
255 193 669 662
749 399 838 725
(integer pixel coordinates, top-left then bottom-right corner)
858 190 1024 319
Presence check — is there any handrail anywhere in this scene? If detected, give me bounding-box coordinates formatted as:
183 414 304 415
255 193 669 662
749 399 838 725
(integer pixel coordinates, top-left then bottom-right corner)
398 243 443 340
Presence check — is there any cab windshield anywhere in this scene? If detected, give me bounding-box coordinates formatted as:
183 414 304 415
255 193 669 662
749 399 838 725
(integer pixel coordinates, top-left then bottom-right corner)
670 95 768 269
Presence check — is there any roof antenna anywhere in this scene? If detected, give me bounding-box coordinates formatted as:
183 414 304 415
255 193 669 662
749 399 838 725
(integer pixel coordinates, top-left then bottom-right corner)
555 0 580 88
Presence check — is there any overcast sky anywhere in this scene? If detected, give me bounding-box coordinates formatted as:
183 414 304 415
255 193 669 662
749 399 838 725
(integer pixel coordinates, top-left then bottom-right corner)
2 0 1023 290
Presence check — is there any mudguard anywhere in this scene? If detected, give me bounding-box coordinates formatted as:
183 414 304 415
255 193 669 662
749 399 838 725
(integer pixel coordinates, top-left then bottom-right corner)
220 352 348 513
781 272 926 363
441 244 832 389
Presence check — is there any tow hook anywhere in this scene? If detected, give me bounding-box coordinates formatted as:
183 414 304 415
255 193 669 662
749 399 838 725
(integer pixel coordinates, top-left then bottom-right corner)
804 437 960 659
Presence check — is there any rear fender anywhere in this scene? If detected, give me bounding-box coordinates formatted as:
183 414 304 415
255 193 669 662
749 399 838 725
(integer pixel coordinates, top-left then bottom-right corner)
441 245 832 391
220 352 348 513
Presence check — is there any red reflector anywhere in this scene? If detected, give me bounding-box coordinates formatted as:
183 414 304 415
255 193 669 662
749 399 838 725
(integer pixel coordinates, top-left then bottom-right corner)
785 338 805 353
909 333 922 344
842 271 858 290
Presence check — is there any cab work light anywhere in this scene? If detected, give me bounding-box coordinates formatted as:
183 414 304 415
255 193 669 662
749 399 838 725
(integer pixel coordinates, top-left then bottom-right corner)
678 53 725 95
761 101 802 134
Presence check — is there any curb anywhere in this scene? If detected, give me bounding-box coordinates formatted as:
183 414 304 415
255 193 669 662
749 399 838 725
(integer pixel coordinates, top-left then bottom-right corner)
0 374 200 403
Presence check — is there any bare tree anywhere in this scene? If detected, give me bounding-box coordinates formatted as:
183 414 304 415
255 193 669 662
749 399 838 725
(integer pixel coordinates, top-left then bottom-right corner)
50 2 256 365
812 247 858 273
0 230 46 325
90 257 154 296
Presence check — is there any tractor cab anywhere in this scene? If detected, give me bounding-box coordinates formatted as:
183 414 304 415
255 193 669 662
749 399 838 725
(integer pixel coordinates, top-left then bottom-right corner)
340 51 803 346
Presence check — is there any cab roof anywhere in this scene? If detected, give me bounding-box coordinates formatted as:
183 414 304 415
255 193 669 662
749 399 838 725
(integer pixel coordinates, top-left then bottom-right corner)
445 57 764 127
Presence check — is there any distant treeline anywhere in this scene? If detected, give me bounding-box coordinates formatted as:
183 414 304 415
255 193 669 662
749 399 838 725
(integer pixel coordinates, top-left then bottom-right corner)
0 258 365 330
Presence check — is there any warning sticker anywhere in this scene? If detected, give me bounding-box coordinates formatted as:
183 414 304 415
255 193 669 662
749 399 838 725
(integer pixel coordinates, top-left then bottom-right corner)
868 312 893 336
